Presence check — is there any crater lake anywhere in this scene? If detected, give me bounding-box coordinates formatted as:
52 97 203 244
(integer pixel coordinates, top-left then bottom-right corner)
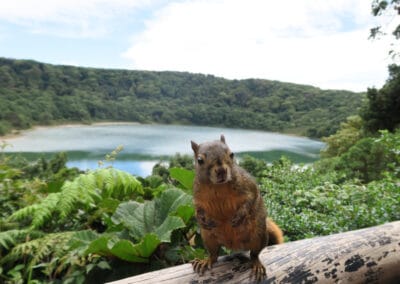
2 123 325 176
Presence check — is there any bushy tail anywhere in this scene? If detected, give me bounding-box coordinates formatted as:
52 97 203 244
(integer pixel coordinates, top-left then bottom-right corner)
266 218 284 245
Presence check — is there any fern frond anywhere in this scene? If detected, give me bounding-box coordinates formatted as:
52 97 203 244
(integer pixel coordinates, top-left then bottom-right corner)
9 193 61 229
58 173 98 219
101 168 143 199
31 232 74 264
102 168 122 197
9 168 144 228
1 231 74 265
0 229 31 250
9 204 39 222
31 193 60 229
56 180 79 219
119 170 143 197
72 172 99 206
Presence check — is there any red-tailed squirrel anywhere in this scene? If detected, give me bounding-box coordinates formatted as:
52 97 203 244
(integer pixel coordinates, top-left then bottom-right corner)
191 135 283 281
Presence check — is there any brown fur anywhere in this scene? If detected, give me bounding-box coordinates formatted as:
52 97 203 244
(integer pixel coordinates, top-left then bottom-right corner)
190 135 283 281
267 218 284 245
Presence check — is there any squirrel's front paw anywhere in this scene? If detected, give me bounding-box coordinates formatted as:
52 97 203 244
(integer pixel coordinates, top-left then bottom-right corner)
231 212 247 227
196 208 216 230
197 214 216 229
191 257 215 275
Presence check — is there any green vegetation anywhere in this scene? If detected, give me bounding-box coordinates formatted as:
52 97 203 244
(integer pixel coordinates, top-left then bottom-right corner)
0 57 363 138
1 3 399 280
1 125 399 283
0 63 399 281
0 152 199 283
361 64 400 133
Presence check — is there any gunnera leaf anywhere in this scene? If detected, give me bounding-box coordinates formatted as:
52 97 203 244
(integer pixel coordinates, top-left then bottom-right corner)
110 234 160 262
81 234 158 263
169 167 195 191
174 205 195 224
112 188 192 242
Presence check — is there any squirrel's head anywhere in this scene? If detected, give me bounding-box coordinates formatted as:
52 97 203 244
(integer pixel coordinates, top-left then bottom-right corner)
191 135 235 184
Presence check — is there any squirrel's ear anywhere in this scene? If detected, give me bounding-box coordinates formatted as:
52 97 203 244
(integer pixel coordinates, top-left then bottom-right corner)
191 141 199 154
220 134 226 144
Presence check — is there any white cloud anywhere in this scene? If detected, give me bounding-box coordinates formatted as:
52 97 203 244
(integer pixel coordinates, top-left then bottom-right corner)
0 0 156 38
0 0 396 90
123 0 393 91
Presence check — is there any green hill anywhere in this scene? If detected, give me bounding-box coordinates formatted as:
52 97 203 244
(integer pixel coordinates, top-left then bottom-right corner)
0 57 364 137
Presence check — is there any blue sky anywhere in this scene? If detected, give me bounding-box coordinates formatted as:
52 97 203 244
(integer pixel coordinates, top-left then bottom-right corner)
0 0 398 91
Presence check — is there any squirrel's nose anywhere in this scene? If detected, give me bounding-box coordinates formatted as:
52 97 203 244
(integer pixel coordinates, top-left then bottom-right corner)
216 168 227 180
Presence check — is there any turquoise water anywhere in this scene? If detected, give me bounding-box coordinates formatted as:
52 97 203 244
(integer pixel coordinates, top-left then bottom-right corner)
2 124 325 176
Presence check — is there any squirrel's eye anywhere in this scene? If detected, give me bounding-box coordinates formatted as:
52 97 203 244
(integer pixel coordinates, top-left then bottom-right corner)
229 153 234 159
197 157 204 165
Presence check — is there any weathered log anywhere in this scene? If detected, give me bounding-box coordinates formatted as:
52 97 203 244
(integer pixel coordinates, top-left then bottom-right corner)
107 221 400 284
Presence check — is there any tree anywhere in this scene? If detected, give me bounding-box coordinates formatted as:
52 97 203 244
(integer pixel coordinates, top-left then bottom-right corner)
361 64 400 133
362 1 400 133
321 115 364 158
370 0 400 58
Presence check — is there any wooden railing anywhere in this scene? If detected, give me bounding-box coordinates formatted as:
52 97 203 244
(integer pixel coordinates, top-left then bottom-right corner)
107 221 400 283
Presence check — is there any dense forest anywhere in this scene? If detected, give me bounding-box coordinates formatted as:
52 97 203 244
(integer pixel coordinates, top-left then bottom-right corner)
0 57 363 138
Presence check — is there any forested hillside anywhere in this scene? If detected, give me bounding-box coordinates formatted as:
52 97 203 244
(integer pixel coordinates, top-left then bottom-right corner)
0 57 363 137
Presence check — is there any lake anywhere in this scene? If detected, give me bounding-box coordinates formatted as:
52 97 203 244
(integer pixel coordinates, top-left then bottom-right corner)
2 123 325 176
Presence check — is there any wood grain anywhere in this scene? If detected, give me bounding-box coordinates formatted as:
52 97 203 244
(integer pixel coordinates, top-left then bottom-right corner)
107 221 400 284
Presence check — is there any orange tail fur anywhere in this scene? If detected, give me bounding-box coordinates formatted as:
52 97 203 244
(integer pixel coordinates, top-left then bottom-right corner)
267 218 284 245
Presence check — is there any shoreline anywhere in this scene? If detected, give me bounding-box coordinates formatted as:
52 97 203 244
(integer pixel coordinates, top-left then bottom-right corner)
1 121 319 143
0 121 141 141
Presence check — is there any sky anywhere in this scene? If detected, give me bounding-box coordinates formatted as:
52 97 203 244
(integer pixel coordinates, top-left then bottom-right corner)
0 0 399 92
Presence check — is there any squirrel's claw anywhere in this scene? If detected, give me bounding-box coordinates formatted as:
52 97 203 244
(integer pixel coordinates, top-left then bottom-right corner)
191 257 214 275
252 259 266 282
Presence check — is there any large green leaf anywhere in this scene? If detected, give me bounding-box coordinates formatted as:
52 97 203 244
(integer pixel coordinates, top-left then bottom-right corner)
68 230 99 250
111 201 145 239
154 188 193 219
112 189 192 242
69 230 160 263
154 216 185 243
169 168 195 191
82 234 159 263
110 234 160 263
174 205 195 224
85 235 112 256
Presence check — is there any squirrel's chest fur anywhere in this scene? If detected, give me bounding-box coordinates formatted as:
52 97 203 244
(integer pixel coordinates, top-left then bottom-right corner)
194 183 246 221
193 182 258 250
